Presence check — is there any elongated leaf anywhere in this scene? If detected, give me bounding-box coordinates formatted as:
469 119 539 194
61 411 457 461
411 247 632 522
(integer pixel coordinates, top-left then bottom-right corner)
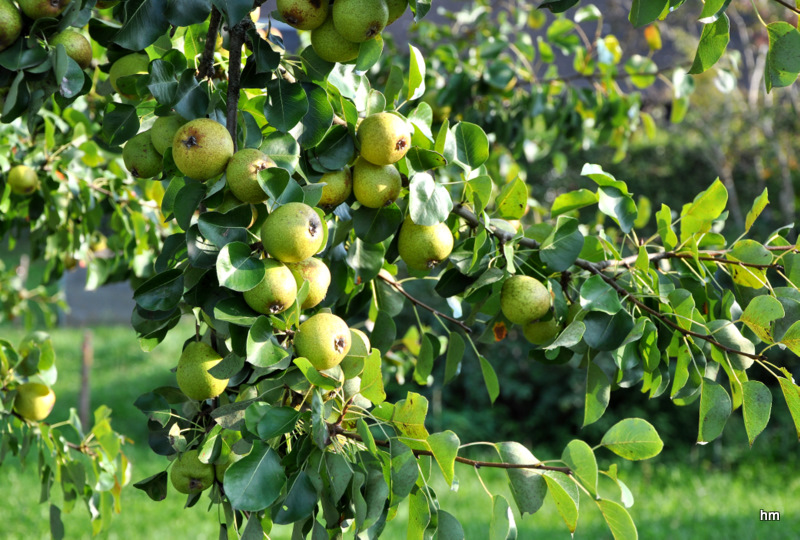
741 381 772 447
427 431 459 486
698 378 732 443
561 439 597 495
114 0 170 50
543 471 579 533
224 441 285 511
479 355 500 403
597 499 638 540
689 14 730 74
628 0 667 28
778 377 800 439
600 418 663 460
452 122 489 171
741 296 784 344
584 361 610 426
540 216 584 272
489 495 516 540
497 442 547 516
360 350 386 405
216 243 265 292
264 79 309 133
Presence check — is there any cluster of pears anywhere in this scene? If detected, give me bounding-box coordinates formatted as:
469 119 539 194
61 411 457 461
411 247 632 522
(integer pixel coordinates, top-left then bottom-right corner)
0 0 91 63
500 275 560 345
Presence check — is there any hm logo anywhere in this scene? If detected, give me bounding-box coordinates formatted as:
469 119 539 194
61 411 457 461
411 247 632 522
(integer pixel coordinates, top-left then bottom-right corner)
760 510 780 521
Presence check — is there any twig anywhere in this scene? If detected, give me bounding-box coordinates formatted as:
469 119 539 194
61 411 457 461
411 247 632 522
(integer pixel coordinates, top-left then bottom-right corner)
771 0 800 16
377 273 472 334
226 21 248 151
197 7 221 80
594 250 788 271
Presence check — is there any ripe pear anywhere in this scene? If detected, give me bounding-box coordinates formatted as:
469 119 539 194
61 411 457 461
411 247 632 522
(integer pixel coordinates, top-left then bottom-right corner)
340 328 370 378
7 165 38 195
523 318 561 345
176 341 229 401
352 158 401 208
19 0 70 19
500 275 551 325
109 53 149 98
50 30 92 69
226 148 274 204
285 258 330 309
311 13 360 63
243 259 298 314
150 114 187 155
357 112 411 166
0 0 22 53
260 202 324 263
332 0 388 43
170 449 215 494
294 313 351 371
317 169 352 208
14 382 56 421
397 217 454 271
172 118 234 181
123 131 162 179
386 0 408 24
277 0 328 30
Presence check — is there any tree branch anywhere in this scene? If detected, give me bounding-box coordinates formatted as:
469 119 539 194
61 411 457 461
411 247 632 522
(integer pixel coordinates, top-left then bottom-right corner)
378 273 472 334
226 21 248 151
197 7 221 80
594 250 788 271
771 0 800 16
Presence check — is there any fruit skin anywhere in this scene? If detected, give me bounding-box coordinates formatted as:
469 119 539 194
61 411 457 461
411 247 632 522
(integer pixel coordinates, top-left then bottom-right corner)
352 158 401 208
176 341 229 401
19 0 70 19
226 148 274 204
172 118 234 181
294 313 351 371
0 0 22 53
386 0 408 24
500 275 551 325
397 217 454 271
50 30 92 69
122 131 162 179
523 318 561 345
285 258 330 309
357 112 411 166
7 165 38 195
14 383 56 421
242 259 298 315
332 0 388 43
277 0 328 30
311 13 360 63
170 449 215 494
150 114 187 155
109 53 149 98
317 169 352 208
260 202 324 263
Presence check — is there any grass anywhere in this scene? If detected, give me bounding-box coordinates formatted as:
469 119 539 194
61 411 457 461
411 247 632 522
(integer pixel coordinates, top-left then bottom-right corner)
0 323 798 539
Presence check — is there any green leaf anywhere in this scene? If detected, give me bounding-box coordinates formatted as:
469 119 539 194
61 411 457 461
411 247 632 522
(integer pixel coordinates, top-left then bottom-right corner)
353 204 404 244
597 499 638 540
133 269 184 311
741 296 784 344
497 442 547 516
346 239 385 284
371 310 396 354
699 0 726 18
551 189 598 217
294 358 342 390
561 439 597 495
778 377 800 440
542 472 579 533
297 83 334 149
742 381 772 447
489 495 517 540
427 431 460 486
133 471 168 501
264 79 309 133
246 317 289 368
406 147 448 172
628 0 667 27
539 215 583 272
689 14 730 74
360 350 386 405
680 179 728 242
355 35 384 74
223 441 285 512
102 103 140 146
745 188 769 232
197 209 250 249
436 510 465 540
452 122 489 171
215 297 260 327
706 320 756 371
407 487 431 540
580 275 623 315
545 321 585 350
261 131 301 173
766 22 800 91
409 173 453 226
496 177 528 220
779 321 800 356
444 332 465 384
49 505 64 540
583 311 634 351
726 240 772 289
656 204 677 251
274 471 318 525
479 355 500 404
467 175 493 213
114 0 170 50
408 44 426 100
392 392 430 446
584 361 611 426
257 406 301 440
216 243 265 292
600 418 664 460
597 186 638 233
698 378 732 443
52 48 85 99
581 164 630 194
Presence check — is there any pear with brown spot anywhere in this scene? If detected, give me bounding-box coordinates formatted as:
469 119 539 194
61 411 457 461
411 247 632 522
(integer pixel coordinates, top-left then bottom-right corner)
172 118 234 181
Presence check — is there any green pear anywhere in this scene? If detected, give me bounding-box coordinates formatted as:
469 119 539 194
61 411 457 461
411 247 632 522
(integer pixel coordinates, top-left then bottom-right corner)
340 328 369 378
357 112 411 166
243 259 298 314
150 114 187 155
0 0 22 53
122 131 162 179
14 382 56 421
176 341 229 401
170 449 215 494
352 157 401 208
285 257 330 309
109 53 149 98
500 275 551 325
397 217 454 271
386 0 408 24
523 318 561 345
277 0 328 30
7 165 38 195
19 0 70 19
50 30 92 69
226 148 274 204
172 118 234 181
294 313 351 371
260 202 324 263
317 169 352 208
332 0 388 43
311 13 360 63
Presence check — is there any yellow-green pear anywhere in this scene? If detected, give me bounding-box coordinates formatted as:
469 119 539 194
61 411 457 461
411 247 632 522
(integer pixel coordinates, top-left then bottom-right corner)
19 0 70 19
109 53 149 98
50 30 92 69
294 313 351 371
176 341 229 401
311 14 360 63
0 0 22 52
123 131 162 179
170 449 215 494
386 0 408 24
357 112 411 166
150 114 187 155
352 158 401 208
7 165 38 196
260 202 324 263
500 275 551 325
285 258 330 309
340 328 369 378
172 118 234 181
277 0 328 30
317 169 352 208
226 148 274 204
14 382 56 421
397 217 454 271
523 318 561 345
332 0 388 43
243 259 298 314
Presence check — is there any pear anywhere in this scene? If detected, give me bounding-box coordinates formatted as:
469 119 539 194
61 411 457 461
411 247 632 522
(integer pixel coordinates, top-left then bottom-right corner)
14 382 56 421
500 275 551 325
317 169 352 208
357 112 411 166
109 53 149 98
7 165 38 195
172 118 234 181
386 0 408 25
311 13 360 63
352 157 401 208
332 0 388 43
243 259 298 314
260 202 324 263
150 114 187 155
397 217 454 271
523 318 561 345
176 341 229 401
50 30 92 69
0 0 22 53
340 328 370 379
226 148 274 204
294 313 351 371
170 449 215 494
285 257 331 309
19 0 70 19
123 131 162 179
277 0 328 30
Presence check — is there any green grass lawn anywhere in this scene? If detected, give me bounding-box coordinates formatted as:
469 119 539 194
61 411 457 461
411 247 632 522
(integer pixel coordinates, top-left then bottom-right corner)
0 323 798 539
